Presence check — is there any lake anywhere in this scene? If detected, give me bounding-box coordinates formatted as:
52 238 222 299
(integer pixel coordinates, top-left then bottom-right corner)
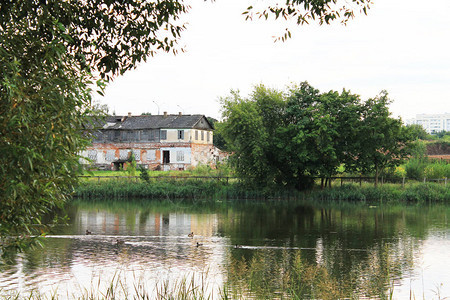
0 199 449 299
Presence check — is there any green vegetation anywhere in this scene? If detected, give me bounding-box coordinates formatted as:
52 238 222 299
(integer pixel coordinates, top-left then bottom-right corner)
74 178 302 200
217 83 418 190
0 0 188 251
404 158 450 180
308 182 450 203
75 175 450 203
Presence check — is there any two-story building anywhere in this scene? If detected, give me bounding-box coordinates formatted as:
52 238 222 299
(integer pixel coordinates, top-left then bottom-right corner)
80 112 219 170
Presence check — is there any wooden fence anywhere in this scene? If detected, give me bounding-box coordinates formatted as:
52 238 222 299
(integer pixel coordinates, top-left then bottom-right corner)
79 175 448 187
78 175 238 184
315 176 448 187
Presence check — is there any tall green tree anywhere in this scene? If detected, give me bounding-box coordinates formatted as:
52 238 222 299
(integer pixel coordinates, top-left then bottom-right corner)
219 84 414 190
352 92 412 186
280 83 362 188
0 0 188 251
219 87 285 188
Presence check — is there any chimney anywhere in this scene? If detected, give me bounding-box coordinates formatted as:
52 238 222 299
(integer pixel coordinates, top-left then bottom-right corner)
128 112 132 117
163 111 168 117
178 112 182 116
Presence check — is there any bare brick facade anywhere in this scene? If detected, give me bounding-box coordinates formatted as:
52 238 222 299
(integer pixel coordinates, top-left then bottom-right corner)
81 113 220 170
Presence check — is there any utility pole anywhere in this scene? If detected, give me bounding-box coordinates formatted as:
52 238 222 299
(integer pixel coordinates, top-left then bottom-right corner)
153 100 160 115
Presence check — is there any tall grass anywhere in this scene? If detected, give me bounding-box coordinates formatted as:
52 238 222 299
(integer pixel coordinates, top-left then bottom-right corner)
74 178 303 200
75 179 449 203
307 182 450 203
0 250 395 300
405 158 450 180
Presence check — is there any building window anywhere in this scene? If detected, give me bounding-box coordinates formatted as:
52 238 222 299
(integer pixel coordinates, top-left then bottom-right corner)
201 131 204 141
119 150 130 160
195 130 198 140
176 151 184 162
132 149 141 161
147 149 156 161
161 130 167 140
87 150 97 161
141 130 149 141
114 131 121 141
178 130 184 140
105 150 116 161
207 132 210 142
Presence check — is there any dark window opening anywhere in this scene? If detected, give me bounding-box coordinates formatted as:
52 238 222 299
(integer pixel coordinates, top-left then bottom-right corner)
163 150 170 164
178 130 184 139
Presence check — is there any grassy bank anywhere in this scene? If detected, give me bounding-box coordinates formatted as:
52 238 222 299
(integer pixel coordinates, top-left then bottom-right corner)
74 177 450 203
307 182 450 203
74 178 301 200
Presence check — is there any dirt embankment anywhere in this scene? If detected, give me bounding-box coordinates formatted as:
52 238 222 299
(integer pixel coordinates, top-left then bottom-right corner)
427 141 450 161
427 142 450 155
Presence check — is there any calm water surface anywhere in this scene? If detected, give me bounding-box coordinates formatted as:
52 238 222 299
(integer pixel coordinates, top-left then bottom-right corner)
0 199 449 299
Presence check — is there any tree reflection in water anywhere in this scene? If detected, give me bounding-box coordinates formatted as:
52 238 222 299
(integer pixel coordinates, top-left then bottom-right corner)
0 199 448 299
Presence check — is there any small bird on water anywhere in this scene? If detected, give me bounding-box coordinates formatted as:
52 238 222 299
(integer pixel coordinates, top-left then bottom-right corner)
85 230 92 235
188 232 194 238
196 242 203 247
116 239 124 245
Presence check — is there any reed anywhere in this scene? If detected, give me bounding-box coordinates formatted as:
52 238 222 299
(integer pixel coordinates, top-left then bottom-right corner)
74 179 303 200
308 182 450 203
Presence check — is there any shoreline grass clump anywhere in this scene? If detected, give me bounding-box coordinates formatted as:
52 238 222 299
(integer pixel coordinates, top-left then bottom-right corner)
308 182 449 203
74 178 304 200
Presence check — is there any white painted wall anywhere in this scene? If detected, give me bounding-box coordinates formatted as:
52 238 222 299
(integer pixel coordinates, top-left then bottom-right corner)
189 129 213 145
160 147 191 164
161 129 189 143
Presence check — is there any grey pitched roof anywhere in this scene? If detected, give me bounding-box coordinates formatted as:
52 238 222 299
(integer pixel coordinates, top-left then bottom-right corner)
101 114 213 130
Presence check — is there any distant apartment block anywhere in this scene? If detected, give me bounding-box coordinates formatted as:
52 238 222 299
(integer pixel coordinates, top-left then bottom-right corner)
406 113 450 134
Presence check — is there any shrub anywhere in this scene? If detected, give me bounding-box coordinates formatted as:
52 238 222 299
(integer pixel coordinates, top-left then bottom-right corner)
138 165 150 183
404 159 427 180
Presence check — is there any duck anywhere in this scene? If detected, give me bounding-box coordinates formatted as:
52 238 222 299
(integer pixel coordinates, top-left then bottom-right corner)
234 244 242 249
85 230 92 235
116 239 125 245
188 232 194 238
196 242 203 247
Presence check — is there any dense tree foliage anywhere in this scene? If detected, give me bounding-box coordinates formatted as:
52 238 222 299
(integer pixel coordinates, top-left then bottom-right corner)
0 0 188 251
219 83 415 189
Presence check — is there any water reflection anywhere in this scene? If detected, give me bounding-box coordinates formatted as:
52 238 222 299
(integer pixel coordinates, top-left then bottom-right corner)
0 200 448 299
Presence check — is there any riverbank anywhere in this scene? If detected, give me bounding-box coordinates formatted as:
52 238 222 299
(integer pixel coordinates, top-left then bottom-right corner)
74 179 450 203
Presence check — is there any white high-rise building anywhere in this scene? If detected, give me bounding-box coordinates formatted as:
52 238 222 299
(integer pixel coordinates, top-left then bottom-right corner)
406 113 450 134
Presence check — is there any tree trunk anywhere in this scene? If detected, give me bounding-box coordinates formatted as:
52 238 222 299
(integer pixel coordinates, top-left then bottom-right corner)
375 164 379 187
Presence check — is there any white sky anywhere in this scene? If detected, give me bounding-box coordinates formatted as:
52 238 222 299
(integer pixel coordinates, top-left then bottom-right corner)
97 0 450 121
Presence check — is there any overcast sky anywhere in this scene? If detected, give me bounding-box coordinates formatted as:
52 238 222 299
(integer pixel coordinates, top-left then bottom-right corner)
96 0 450 121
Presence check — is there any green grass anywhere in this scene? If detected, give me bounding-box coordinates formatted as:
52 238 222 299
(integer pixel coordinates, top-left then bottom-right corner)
307 182 450 203
76 166 450 203
83 163 234 178
74 178 304 200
